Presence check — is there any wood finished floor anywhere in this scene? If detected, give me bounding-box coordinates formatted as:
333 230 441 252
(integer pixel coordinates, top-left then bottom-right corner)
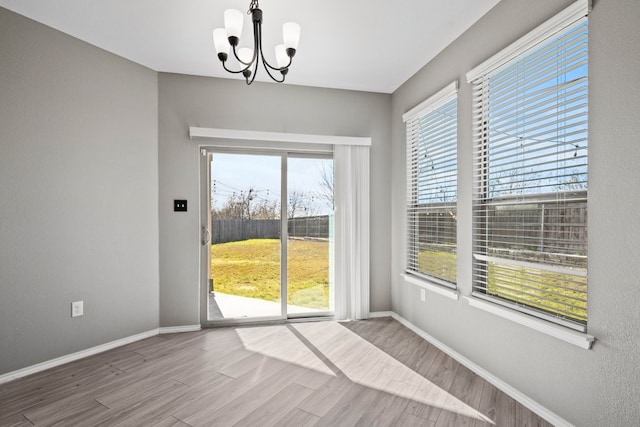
0 318 554 426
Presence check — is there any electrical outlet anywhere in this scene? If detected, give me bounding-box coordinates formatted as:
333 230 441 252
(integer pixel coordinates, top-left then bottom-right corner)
420 288 426 302
71 301 84 318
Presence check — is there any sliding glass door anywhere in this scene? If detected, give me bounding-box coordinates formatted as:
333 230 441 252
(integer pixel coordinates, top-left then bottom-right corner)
203 149 334 323
207 152 282 321
287 156 334 317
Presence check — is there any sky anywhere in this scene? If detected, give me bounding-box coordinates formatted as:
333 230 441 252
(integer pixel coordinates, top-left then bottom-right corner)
211 152 333 216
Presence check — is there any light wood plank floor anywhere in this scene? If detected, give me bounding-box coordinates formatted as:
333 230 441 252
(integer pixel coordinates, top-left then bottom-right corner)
0 318 554 426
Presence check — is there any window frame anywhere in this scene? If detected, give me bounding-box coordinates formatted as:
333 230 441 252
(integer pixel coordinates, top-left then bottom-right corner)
403 81 459 289
466 0 590 332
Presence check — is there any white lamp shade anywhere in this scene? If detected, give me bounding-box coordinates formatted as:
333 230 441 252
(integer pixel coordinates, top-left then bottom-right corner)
275 44 288 68
283 22 301 49
238 47 254 65
213 28 230 54
224 9 244 38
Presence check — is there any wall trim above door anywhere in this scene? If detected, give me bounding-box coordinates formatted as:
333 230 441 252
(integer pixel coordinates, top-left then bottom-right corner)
189 126 371 147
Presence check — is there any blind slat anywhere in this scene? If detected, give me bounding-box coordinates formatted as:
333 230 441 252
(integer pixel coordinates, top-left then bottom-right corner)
470 17 588 329
407 88 458 286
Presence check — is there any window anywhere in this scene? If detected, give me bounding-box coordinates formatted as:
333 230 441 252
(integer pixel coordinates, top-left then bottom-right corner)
404 82 458 288
467 1 589 330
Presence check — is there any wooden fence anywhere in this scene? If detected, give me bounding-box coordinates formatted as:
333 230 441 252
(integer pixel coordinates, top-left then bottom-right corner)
212 219 279 244
416 197 587 265
288 215 330 239
212 215 331 244
485 199 588 267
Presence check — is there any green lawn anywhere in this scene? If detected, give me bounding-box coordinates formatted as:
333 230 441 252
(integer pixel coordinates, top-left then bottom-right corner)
211 239 330 310
419 250 457 283
214 241 587 323
418 249 587 323
487 262 587 323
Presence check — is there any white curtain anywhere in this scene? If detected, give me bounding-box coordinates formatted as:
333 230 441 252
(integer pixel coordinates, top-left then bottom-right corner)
334 144 370 320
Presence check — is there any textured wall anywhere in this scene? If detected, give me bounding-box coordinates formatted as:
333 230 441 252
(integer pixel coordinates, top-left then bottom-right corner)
0 8 159 375
390 0 640 425
158 74 391 326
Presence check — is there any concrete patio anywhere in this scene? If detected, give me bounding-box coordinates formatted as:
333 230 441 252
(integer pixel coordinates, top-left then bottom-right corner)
208 292 329 321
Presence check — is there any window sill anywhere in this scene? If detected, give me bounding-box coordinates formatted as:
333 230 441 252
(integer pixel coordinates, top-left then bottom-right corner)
464 296 595 349
402 273 459 301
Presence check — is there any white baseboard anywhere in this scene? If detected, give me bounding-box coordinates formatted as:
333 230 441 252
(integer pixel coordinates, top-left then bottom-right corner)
0 328 159 385
159 324 202 334
0 324 205 385
387 312 573 427
368 311 394 318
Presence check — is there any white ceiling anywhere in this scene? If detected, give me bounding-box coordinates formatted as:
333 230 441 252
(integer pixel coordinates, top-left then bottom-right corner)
0 0 500 93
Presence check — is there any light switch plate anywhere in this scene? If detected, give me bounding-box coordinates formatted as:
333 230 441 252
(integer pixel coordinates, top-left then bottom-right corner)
174 200 187 212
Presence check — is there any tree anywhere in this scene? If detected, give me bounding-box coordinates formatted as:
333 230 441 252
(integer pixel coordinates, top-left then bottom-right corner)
212 193 245 220
252 198 280 219
212 187 280 220
316 162 334 211
288 190 316 218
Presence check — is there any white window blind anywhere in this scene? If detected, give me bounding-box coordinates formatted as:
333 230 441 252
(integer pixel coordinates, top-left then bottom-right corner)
404 82 458 287
468 1 589 331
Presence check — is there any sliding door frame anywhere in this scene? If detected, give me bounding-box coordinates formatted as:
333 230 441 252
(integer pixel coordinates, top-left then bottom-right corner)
200 146 334 326
192 126 370 327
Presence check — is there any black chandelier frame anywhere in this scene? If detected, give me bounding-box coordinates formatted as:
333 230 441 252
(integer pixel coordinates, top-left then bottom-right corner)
215 0 296 85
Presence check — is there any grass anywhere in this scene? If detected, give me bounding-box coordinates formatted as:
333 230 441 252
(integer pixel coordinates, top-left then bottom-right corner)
419 250 457 284
487 262 587 323
211 239 330 310
418 249 587 323
214 241 587 323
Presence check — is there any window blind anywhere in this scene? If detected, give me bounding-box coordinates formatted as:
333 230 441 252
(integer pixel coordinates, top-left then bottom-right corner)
405 82 458 287
469 6 589 330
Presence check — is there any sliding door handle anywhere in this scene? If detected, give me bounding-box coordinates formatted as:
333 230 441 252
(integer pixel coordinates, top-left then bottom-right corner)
201 226 211 246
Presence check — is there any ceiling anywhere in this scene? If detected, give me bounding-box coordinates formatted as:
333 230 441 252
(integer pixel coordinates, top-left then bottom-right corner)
0 0 500 93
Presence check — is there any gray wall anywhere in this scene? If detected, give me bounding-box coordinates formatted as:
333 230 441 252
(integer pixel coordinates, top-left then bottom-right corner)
0 9 159 374
158 74 391 326
4 0 638 423
390 0 640 425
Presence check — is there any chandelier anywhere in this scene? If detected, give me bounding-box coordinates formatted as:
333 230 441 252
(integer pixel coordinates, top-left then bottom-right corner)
212 0 301 85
